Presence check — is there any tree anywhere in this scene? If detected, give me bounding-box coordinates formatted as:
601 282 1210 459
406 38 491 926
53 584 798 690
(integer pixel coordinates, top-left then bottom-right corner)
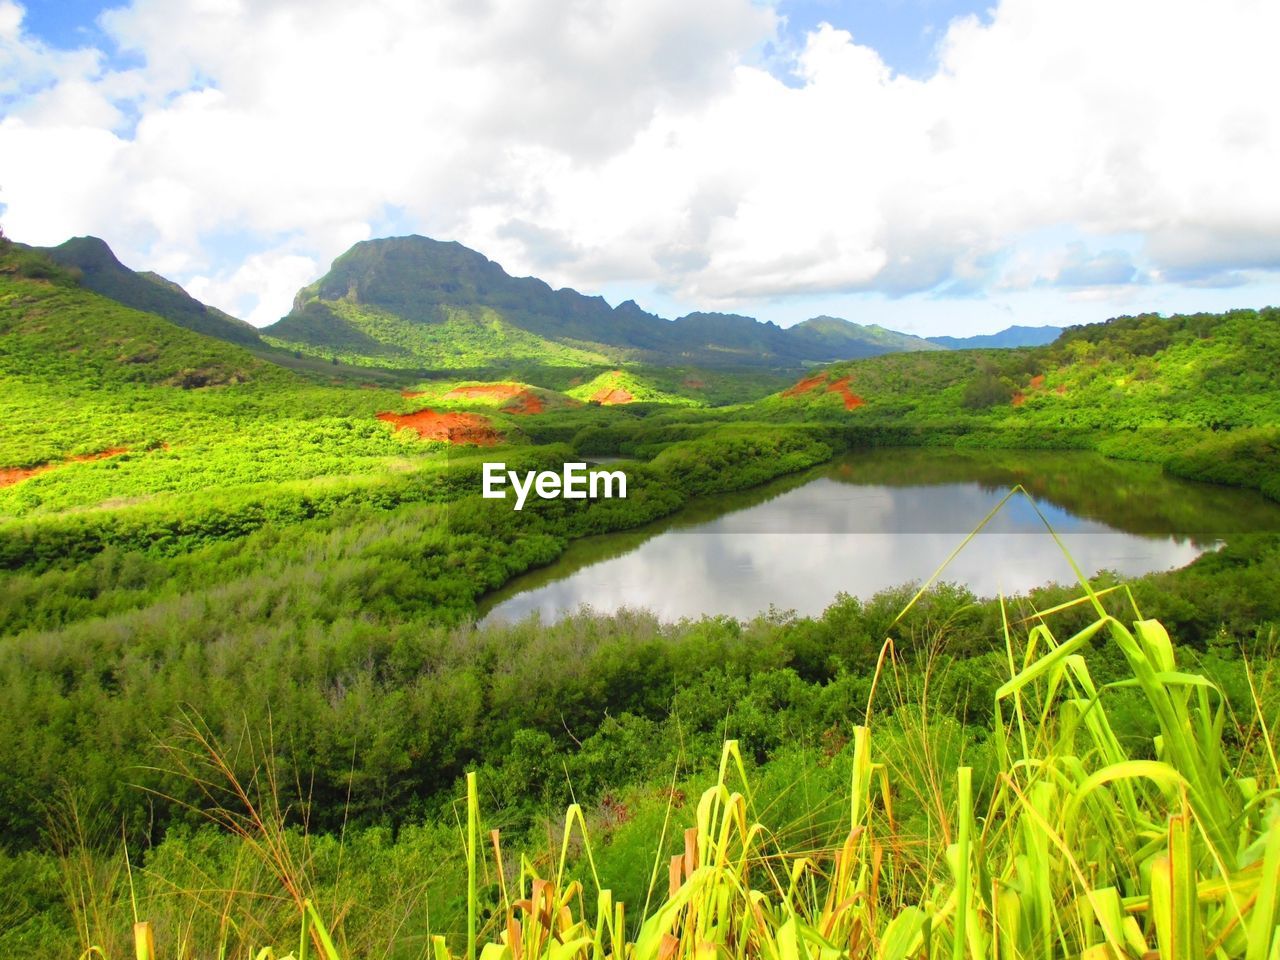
961 370 1011 409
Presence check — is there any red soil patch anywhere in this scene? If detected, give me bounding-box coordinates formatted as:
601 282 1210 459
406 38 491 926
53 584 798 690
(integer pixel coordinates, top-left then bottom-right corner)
782 373 828 397
783 373 864 410
1011 392 1026 406
444 383 523 401
1 447 129 488
591 388 634 405
401 390 427 399
1056 384 1067 395
1028 374 1046 389
502 390 547 415
377 409 501 445
826 377 865 411
0 464 53 487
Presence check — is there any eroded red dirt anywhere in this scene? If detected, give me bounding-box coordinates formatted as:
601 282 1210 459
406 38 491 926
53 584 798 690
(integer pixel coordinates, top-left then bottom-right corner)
1028 374 1046 390
782 373 828 397
444 383 523 401
826 377 865 410
377 409 501 445
1011 392 1026 406
591 388 634 405
783 372 864 410
0 464 53 487
401 390 427 399
502 390 547 415
1 447 130 488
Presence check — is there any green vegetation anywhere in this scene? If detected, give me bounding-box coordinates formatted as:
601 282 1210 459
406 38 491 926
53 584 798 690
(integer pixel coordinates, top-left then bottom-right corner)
4 235 1280 958
755 306 1280 499
565 369 698 407
265 299 618 369
5 562 1278 958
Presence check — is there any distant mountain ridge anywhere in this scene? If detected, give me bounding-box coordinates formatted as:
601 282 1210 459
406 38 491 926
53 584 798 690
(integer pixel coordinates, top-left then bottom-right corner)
32 237 264 347
263 235 944 369
21 233 1063 369
927 325 1063 349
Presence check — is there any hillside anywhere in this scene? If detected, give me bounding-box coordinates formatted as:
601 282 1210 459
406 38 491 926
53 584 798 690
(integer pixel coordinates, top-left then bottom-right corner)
760 306 1280 496
0 245 268 391
768 308 1280 427
0 242 292 472
264 235 946 370
33 236 264 347
265 296 617 369
788 314 943 357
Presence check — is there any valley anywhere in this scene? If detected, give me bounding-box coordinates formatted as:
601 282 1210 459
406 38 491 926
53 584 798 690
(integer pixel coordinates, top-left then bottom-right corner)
2 232 1279 959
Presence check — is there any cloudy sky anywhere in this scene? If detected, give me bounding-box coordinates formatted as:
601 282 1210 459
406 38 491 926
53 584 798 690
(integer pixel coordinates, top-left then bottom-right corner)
2 0 1277 336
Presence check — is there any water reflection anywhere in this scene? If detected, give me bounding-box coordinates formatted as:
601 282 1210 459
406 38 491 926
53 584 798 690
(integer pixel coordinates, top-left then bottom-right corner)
479 450 1280 625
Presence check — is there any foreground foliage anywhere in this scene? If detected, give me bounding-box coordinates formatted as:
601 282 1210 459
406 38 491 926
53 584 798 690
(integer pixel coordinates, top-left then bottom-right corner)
26 580 1280 959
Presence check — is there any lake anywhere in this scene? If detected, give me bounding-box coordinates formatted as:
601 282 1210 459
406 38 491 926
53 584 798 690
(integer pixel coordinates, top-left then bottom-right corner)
478 449 1280 625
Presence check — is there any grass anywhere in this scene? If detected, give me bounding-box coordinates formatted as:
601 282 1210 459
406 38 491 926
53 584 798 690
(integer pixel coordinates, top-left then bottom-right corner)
45 497 1280 959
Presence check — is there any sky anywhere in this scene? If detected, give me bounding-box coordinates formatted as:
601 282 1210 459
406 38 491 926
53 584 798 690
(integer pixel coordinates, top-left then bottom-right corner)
2 0 1278 336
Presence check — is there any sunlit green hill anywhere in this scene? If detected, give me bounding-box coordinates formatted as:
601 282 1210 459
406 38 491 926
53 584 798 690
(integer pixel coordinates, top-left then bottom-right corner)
764 307 1280 428
0 242 427 510
758 306 1280 497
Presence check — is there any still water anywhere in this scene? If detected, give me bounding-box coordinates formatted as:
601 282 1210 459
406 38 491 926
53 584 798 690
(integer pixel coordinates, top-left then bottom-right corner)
479 449 1280 625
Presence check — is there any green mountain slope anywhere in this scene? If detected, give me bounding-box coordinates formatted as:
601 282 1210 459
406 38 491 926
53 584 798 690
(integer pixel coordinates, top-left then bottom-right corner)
268 235 653 362
787 315 943 358
0 242 292 473
264 235 951 370
264 298 615 369
0 247 268 391
761 307 1280 438
0 242 464 521
34 236 263 347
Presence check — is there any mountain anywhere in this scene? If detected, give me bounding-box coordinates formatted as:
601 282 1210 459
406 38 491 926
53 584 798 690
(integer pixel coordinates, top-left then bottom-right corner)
263 235 942 370
927 325 1063 349
0 241 270 391
787 315 943 358
33 236 264 347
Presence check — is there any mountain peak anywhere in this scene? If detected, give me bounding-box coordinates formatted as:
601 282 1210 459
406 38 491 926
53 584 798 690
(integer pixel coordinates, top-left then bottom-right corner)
266 234 969 369
37 236 262 347
52 235 125 268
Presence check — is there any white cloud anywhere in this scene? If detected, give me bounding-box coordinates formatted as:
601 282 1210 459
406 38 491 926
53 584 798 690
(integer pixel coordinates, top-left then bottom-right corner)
186 250 323 327
0 0 1277 328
